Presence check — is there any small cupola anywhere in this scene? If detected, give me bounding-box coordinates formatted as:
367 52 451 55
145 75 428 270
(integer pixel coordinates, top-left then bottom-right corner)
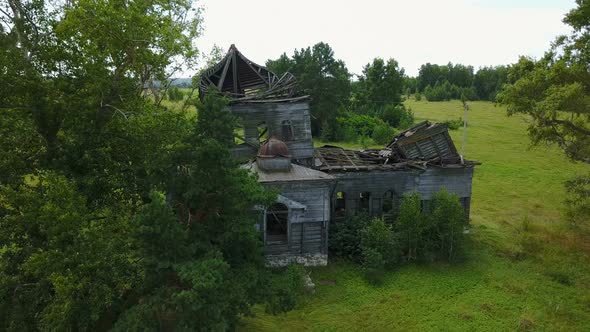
256 136 291 172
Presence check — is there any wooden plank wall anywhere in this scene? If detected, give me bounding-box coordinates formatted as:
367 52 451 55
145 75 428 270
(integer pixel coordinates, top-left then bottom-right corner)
229 102 315 160
264 181 332 256
331 167 475 217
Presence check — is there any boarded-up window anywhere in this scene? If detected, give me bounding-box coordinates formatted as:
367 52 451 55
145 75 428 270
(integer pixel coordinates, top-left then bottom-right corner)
266 203 288 243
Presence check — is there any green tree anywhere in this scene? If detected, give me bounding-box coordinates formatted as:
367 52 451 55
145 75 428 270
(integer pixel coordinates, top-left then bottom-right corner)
266 42 351 136
360 218 399 284
499 0 590 224
329 213 371 262
0 1 302 329
0 0 201 206
430 189 467 261
372 123 396 145
417 62 474 92
395 192 424 261
473 66 508 101
395 190 466 262
380 104 414 129
355 57 405 111
0 173 138 330
115 92 276 330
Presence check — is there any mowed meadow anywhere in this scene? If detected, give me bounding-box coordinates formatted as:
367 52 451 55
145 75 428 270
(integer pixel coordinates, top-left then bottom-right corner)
240 100 590 331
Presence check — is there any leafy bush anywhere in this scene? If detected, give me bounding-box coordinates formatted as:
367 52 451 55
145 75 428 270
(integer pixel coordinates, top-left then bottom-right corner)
264 264 307 315
329 213 371 262
395 190 467 262
358 135 376 149
361 218 400 268
320 120 339 142
372 124 395 145
167 86 184 101
430 189 468 261
360 218 400 284
379 104 414 128
415 92 422 101
424 81 477 101
330 108 412 143
337 113 384 138
395 192 424 261
398 107 414 129
443 118 464 130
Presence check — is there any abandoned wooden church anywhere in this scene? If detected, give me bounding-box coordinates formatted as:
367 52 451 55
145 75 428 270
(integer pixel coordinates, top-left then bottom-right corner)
199 45 478 266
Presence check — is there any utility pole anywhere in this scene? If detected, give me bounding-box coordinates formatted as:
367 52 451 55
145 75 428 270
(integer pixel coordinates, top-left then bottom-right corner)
460 95 469 165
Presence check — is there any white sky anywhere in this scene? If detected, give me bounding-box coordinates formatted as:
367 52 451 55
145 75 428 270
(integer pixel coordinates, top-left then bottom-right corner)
194 0 576 77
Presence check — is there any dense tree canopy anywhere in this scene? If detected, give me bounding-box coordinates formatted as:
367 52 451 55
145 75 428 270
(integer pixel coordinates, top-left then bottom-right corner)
0 1 302 330
266 42 351 135
417 62 474 91
354 57 405 111
473 66 508 101
0 0 201 203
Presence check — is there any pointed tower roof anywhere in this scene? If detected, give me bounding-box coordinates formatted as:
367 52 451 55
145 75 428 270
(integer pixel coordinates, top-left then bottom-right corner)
198 45 302 102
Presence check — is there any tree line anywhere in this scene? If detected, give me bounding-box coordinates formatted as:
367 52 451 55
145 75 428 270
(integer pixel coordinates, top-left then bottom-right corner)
265 44 512 141
408 63 508 102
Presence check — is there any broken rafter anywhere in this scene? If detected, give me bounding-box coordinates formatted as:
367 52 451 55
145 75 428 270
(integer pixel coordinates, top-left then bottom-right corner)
198 45 300 102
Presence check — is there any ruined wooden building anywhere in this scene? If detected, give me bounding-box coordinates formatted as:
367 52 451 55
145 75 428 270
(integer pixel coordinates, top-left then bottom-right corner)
199 45 478 266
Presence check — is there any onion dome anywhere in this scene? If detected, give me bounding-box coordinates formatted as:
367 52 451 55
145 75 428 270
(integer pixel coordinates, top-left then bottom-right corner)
257 137 291 158
257 137 291 172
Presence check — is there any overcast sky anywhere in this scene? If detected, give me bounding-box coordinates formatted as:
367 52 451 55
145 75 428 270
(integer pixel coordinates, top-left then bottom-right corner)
194 0 576 77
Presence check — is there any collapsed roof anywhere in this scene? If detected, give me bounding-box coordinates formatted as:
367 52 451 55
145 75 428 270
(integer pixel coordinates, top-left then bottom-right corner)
198 44 304 103
315 121 479 172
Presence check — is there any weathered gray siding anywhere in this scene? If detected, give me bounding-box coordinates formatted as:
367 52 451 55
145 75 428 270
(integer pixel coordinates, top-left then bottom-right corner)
331 167 475 217
262 180 332 257
415 168 474 199
229 102 315 160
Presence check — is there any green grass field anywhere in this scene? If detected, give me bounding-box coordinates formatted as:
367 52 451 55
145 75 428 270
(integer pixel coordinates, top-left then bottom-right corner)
240 100 590 331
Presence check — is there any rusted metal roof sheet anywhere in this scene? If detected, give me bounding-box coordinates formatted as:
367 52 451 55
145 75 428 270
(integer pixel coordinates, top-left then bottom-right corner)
314 121 479 173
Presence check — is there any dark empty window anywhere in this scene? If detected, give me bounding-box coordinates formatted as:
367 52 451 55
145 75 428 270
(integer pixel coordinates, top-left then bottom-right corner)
382 190 394 213
335 192 346 218
281 120 294 141
382 190 401 222
266 203 288 243
359 192 371 212
421 200 432 213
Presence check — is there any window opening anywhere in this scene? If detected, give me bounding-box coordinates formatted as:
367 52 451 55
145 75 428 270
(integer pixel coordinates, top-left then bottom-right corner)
266 203 288 243
335 192 346 219
234 119 245 144
359 192 371 212
281 120 294 141
258 122 269 143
